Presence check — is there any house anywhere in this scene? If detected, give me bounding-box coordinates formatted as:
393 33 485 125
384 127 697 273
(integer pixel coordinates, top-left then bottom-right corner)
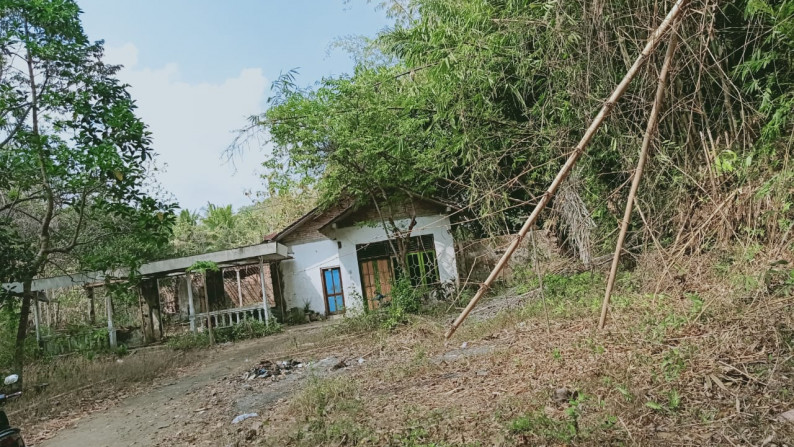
1 196 461 353
267 197 460 316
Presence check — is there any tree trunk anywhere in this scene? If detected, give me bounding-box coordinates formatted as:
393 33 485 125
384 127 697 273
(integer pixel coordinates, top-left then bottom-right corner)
13 280 33 385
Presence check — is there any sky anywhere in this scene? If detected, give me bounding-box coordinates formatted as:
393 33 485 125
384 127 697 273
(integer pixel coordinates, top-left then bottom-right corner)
77 1 393 212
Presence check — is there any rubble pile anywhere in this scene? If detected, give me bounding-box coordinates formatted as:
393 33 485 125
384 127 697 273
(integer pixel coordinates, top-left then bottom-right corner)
242 359 303 382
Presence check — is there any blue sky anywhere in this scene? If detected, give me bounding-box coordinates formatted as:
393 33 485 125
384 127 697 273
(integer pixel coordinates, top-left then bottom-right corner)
77 1 392 211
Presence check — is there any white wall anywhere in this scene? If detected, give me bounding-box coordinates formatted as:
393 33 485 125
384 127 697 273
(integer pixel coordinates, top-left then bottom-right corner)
278 239 340 314
279 213 459 315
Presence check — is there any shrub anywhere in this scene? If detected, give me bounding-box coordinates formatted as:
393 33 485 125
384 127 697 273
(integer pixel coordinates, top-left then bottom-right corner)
166 332 211 351
231 319 283 340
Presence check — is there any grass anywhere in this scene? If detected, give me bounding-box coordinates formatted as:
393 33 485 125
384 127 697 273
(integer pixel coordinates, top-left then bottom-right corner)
13 246 794 446
284 376 370 446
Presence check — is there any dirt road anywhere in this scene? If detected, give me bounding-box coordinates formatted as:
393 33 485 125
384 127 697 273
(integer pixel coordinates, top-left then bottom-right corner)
37 322 344 447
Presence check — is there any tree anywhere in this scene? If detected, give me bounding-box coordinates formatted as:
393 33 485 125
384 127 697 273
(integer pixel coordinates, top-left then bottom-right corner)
245 0 793 255
0 0 175 383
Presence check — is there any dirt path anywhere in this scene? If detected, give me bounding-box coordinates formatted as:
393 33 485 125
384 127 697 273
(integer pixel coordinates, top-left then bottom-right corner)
37 322 339 447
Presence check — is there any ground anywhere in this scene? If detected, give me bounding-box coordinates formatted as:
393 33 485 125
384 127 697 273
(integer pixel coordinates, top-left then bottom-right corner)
29 322 354 447
10 251 794 446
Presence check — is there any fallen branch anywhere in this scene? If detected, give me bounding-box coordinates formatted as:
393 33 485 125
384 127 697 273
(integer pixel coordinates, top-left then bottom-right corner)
444 0 689 339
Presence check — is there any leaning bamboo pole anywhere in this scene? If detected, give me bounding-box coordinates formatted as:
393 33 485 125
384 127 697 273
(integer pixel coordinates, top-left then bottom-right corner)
598 24 680 329
445 0 689 340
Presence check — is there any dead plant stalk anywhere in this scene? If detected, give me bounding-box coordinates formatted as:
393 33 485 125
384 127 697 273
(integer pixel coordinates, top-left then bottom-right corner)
445 0 690 339
599 22 680 329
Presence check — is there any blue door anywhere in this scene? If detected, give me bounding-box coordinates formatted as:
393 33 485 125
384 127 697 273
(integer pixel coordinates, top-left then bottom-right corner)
322 267 345 314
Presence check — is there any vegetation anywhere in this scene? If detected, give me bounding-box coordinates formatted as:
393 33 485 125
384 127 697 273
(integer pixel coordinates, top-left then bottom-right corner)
170 189 315 256
244 0 793 250
166 319 283 351
1 0 794 444
0 0 175 383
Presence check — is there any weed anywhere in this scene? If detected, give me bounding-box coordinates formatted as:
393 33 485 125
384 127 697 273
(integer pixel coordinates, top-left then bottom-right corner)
686 293 704 320
645 389 682 413
661 348 686 381
668 389 682 411
509 411 578 442
615 384 634 402
551 347 562 361
292 376 361 420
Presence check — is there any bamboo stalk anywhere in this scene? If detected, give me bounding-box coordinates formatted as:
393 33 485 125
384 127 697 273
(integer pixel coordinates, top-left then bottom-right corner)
444 0 688 340
599 24 680 329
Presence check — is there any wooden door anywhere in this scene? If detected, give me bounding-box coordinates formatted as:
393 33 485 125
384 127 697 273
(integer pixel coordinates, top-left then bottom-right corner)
360 258 394 310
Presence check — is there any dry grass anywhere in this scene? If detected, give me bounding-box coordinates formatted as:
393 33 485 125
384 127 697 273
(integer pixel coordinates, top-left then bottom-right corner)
252 246 794 446
5 346 203 443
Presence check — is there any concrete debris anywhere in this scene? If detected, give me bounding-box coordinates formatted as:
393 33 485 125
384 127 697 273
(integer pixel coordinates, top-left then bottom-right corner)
777 409 794 423
231 413 258 424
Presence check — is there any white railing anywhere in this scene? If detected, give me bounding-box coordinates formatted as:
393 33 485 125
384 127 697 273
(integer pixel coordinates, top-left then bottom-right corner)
196 305 268 329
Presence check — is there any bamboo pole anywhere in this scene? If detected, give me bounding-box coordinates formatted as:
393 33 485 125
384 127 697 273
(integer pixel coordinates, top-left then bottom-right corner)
599 24 679 329
444 0 688 340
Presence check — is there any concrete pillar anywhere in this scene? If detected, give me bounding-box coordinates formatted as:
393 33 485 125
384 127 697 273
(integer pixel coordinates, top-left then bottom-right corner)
236 269 243 308
106 289 117 349
259 257 270 326
154 278 164 339
186 272 196 332
45 289 52 327
86 286 96 325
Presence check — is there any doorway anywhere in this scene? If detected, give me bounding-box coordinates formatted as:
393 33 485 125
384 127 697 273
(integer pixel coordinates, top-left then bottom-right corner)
321 267 345 315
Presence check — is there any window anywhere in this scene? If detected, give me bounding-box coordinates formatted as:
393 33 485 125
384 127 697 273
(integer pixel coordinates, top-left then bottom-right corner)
356 235 439 307
406 250 439 288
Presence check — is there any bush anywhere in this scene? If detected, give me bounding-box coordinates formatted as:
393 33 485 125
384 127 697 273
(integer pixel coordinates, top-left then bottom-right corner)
166 332 211 351
0 301 39 370
169 319 283 350
390 276 423 314
229 319 282 341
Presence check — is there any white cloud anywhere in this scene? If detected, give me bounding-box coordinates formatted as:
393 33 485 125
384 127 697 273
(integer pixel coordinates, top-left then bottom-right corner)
105 44 268 211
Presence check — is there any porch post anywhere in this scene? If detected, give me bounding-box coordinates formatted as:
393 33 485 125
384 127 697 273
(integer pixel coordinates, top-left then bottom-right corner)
155 278 164 338
86 286 96 325
236 268 243 307
259 257 270 326
32 292 41 343
106 288 117 349
186 272 196 332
